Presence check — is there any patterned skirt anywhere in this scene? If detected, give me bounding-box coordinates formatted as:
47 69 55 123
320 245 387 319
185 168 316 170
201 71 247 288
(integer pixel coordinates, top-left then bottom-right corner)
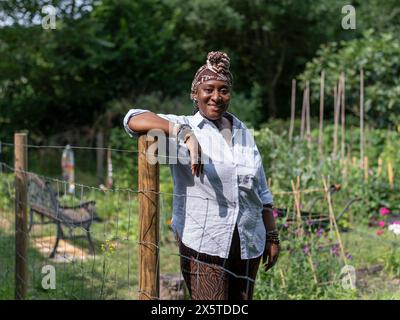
177 225 262 300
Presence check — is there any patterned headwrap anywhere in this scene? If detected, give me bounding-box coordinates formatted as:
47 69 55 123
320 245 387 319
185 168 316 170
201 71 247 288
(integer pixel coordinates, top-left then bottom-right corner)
190 51 233 102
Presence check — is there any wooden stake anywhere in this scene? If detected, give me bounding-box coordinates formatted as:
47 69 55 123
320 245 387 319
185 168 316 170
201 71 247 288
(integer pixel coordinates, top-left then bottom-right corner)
15 133 28 300
364 156 369 181
341 73 346 160
333 80 342 156
301 84 307 139
322 177 348 266
106 146 113 189
377 157 383 176
360 68 364 169
306 81 311 145
306 254 318 285
318 71 325 156
388 161 394 190
352 156 357 167
291 177 303 236
289 79 296 141
279 268 287 288
138 135 160 300
96 131 105 185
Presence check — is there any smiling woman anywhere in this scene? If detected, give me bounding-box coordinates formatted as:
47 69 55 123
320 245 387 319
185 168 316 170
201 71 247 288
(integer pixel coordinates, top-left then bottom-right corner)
123 51 280 300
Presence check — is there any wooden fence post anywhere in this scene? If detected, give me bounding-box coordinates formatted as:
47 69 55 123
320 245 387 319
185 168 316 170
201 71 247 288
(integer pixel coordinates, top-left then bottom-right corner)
138 135 160 300
15 133 28 300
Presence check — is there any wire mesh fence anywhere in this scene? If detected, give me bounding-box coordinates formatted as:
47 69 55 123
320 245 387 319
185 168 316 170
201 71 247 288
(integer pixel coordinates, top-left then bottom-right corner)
0 134 397 300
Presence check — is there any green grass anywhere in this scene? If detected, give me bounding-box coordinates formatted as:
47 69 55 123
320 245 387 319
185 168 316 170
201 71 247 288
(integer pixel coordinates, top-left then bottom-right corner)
0 186 181 300
2 200 399 300
1 124 399 300
253 224 400 300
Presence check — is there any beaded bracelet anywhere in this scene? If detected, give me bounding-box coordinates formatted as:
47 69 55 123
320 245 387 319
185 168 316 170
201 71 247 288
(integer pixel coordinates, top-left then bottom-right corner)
177 124 193 143
266 229 280 244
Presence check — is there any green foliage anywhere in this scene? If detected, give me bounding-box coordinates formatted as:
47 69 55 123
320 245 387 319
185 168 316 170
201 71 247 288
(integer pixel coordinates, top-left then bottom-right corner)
5 0 400 139
384 244 400 278
228 83 263 128
108 127 138 189
300 31 400 128
0 172 13 211
255 120 400 224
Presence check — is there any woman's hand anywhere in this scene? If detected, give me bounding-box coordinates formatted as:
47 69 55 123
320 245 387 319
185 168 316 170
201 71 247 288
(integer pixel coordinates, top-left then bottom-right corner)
262 241 280 272
185 134 204 177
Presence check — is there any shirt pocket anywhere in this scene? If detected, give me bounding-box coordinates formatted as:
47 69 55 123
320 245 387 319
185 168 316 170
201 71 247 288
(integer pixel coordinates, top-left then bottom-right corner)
238 174 263 210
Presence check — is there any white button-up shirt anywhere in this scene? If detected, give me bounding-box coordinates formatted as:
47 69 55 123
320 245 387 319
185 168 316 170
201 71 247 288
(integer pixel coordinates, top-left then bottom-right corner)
123 109 273 259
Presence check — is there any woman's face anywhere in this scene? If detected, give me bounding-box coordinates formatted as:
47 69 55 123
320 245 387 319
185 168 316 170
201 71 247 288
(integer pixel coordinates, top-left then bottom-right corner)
194 80 231 120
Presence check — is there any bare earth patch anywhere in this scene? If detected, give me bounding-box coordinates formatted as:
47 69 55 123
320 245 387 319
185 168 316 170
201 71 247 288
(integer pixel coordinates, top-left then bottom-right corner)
357 264 400 296
0 217 11 230
31 236 89 263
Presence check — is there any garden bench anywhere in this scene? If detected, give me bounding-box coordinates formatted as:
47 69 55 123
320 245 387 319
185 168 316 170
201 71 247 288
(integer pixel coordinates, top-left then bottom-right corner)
27 173 101 258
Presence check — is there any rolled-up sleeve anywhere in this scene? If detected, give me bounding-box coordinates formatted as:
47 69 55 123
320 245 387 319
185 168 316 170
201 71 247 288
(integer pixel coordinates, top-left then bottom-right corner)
256 157 273 205
123 109 151 138
123 108 190 138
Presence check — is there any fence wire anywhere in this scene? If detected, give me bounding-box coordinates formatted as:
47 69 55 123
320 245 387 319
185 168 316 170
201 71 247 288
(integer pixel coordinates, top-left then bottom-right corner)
0 141 397 300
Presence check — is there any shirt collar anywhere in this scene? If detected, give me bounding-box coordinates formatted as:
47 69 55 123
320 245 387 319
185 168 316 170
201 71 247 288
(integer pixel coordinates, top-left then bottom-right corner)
192 111 242 129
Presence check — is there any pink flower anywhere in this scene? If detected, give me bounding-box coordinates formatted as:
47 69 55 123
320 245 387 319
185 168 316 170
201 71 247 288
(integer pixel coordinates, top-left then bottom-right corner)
273 209 279 219
378 220 385 228
391 221 400 225
379 207 391 216
376 229 384 236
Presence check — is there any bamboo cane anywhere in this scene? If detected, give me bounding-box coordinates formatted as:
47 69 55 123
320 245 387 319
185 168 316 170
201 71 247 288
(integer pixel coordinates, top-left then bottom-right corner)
307 254 318 285
301 85 307 139
352 156 357 167
360 68 364 169
364 156 369 181
333 80 342 156
319 71 325 156
291 178 303 236
388 161 394 190
289 79 296 141
322 177 348 266
306 80 311 146
279 268 287 288
341 72 346 160
377 157 383 176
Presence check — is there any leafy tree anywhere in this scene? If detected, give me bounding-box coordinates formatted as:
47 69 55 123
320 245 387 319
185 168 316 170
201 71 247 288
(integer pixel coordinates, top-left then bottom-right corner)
299 30 400 128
